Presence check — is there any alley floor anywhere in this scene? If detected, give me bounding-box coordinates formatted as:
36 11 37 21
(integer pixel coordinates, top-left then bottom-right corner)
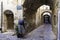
0 24 56 40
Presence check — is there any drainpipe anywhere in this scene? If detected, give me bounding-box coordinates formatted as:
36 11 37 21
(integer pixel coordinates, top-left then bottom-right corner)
1 1 3 33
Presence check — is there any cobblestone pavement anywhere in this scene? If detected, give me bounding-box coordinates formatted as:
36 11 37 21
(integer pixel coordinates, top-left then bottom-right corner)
0 24 56 40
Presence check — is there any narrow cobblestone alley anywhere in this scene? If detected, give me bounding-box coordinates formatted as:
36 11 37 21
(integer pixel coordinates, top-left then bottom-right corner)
0 24 56 40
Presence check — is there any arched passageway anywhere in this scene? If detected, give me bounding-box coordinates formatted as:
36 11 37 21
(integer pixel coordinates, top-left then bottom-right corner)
22 0 55 34
41 11 51 24
44 15 51 24
4 10 14 31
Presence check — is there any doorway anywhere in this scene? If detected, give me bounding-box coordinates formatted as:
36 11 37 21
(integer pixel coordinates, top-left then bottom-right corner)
4 10 14 30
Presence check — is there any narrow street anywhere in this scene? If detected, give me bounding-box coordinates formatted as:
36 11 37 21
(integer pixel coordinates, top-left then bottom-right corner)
0 24 56 40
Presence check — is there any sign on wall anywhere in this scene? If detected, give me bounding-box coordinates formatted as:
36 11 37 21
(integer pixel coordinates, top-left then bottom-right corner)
17 5 23 10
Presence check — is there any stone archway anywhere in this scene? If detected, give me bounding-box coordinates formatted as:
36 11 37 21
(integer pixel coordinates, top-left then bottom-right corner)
4 10 14 31
41 11 52 24
22 0 57 34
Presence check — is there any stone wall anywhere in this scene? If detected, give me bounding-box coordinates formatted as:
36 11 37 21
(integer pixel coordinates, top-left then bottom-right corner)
52 0 58 36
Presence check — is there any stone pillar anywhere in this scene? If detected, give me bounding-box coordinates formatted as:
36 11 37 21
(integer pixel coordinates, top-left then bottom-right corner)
23 10 36 34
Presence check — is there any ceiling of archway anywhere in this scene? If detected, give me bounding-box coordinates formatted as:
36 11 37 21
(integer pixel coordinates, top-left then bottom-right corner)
23 0 54 14
4 10 13 14
43 12 51 16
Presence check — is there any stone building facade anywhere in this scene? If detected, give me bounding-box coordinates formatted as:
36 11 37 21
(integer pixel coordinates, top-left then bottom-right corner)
0 0 24 32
